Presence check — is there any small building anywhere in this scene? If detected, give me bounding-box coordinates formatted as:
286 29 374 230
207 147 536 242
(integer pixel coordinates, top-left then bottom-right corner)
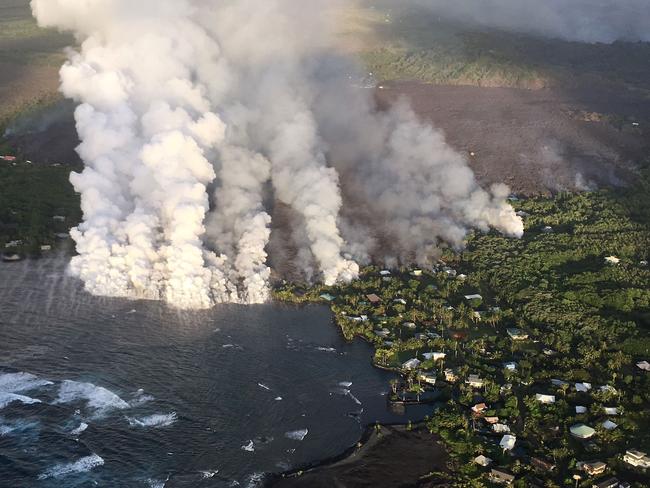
484 416 499 424
542 226 554 233
503 361 517 371
570 423 596 439
575 382 592 392
493 423 510 433
402 358 421 370
374 329 390 338
636 360 650 371
319 293 335 302
506 328 529 340
623 449 650 468
444 368 458 382
393 298 407 305
379 270 391 276
603 407 618 415
500 434 516 451
535 394 556 404
604 256 620 265
423 352 446 361
489 469 515 485
602 420 618 430
464 294 483 301
40 245 52 252
466 374 484 388
403 322 416 329
582 461 607 476
551 379 569 387
410 269 422 277
366 293 381 304
591 478 619 488
474 454 492 467
418 372 437 385
531 457 556 472
576 406 588 414
471 403 488 414
457 273 467 280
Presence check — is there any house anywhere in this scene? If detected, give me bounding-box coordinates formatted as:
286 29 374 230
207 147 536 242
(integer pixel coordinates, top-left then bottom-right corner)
503 361 517 371
575 382 592 392
457 273 467 280
444 368 458 382
319 293 335 302
403 322 416 329
551 379 569 387
484 416 499 424
466 374 484 388
604 256 620 265
535 394 556 404
410 269 422 277
531 457 556 472
493 423 510 433
402 358 421 370
603 407 618 415
471 403 488 414
576 406 588 414
623 449 650 468
423 352 446 361
582 461 607 476
602 420 618 430
379 270 391 276
366 294 381 304
474 454 492 467
464 294 483 301
591 478 619 488
499 434 516 451
636 361 650 371
393 298 407 305
489 469 515 484
418 372 437 385
506 328 529 340
0 155 17 162
570 423 596 439
40 245 52 252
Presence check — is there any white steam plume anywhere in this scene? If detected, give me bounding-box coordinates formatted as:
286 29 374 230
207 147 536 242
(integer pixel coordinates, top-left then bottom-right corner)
32 0 523 308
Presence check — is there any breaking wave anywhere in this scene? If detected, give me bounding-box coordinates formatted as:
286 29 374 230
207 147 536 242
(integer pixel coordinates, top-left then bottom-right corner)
38 453 105 480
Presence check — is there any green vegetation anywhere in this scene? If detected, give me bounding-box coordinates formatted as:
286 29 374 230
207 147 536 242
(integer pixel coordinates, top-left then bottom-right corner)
275 180 650 487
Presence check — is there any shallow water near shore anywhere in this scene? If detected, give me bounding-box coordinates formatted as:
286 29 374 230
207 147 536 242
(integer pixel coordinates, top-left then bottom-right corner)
0 257 433 487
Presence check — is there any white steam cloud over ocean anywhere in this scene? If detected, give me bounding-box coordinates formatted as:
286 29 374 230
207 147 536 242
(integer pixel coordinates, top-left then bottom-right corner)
31 0 523 309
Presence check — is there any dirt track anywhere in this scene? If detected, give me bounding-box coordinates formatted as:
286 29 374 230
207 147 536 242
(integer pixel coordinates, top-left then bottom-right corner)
376 82 649 194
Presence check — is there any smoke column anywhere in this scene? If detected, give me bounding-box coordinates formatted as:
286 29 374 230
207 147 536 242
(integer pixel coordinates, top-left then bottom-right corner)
31 0 523 309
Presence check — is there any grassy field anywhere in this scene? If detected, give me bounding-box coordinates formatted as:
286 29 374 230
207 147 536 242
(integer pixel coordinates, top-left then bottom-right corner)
339 3 650 93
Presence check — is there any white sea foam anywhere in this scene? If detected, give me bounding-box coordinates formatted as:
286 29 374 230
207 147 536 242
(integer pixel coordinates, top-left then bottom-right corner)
274 397 283 401
245 473 265 488
55 380 129 415
338 381 353 388
71 422 88 435
284 429 308 441
201 470 219 479
241 440 255 452
0 372 53 393
347 392 362 406
127 413 177 428
0 392 41 409
316 347 336 353
38 454 104 479
130 389 155 407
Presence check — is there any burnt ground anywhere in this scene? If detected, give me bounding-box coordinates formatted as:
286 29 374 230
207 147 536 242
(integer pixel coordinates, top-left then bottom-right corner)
267 425 448 488
376 82 650 195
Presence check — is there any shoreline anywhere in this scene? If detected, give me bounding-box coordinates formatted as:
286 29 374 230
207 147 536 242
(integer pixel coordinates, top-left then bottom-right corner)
264 422 449 488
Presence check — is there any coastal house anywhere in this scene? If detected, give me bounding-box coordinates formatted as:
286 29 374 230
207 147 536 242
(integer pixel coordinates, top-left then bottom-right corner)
604 256 620 265
410 269 423 277
603 407 618 415
623 449 650 469
379 270 391 276
575 382 592 392
576 406 588 414
444 268 457 277
489 469 515 485
551 379 569 387
506 328 529 340
474 455 493 467
570 423 596 439
374 329 390 338
582 461 607 476
499 434 516 451
423 352 446 361
402 358 421 370
493 423 510 433
466 374 485 388
418 372 437 385
402 322 416 330
464 294 483 301
636 361 650 371
457 273 467 280
535 394 556 404
503 361 517 371
319 293 335 302
484 416 499 424
366 293 381 304
591 478 619 488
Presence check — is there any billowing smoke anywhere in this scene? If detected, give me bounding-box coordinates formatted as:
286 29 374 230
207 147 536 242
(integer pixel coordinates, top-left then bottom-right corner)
31 0 522 309
406 0 650 43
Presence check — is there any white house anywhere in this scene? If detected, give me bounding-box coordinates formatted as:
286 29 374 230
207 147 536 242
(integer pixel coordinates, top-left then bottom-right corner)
623 449 650 468
474 455 493 467
604 256 620 265
403 322 416 329
575 382 592 392
402 358 421 370
603 407 618 415
493 423 510 433
535 394 556 404
503 361 517 371
465 294 483 301
636 361 650 371
500 434 516 451
602 420 618 430
423 352 446 361
466 374 485 388
576 406 587 414
419 372 437 385
379 270 391 276
570 423 596 439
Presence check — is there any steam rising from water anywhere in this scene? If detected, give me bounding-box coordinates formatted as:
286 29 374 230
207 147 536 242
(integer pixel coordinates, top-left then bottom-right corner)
31 0 523 309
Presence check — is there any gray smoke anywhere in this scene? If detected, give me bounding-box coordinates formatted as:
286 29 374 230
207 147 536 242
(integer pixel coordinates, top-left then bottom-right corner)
31 0 522 309
406 0 650 43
